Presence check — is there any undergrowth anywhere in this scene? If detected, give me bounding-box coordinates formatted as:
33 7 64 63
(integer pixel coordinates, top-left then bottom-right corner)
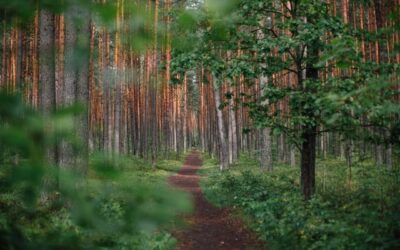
0 93 191 250
201 153 400 250
0 152 190 250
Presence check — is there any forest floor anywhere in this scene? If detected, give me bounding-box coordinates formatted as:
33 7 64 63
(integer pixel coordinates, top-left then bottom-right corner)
169 152 265 250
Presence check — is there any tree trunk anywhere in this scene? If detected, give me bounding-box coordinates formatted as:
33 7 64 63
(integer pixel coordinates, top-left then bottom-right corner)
39 9 56 163
74 9 90 175
259 75 273 171
61 8 77 170
289 145 296 167
62 5 90 174
260 128 273 171
39 9 57 200
257 18 273 171
183 75 188 152
279 133 286 162
228 85 238 163
300 39 319 200
300 126 316 200
373 0 393 170
213 76 229 170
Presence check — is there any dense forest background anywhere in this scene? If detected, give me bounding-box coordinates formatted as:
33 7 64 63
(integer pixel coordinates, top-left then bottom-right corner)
0 0 399 249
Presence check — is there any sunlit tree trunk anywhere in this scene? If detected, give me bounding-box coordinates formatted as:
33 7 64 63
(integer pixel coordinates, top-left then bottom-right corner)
228 85 238 163
259 75 273 172
213 75 229 170
183 75 188 152
257 19 273 171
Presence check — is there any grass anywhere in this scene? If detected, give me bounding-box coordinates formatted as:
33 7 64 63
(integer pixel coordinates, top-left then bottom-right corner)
85 152 191 249
0 152 191 250
199 152 400 249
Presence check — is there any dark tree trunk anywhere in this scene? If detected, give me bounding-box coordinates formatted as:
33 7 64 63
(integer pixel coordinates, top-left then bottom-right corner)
373 0 393 170
300 126 317 200
300 40 319 200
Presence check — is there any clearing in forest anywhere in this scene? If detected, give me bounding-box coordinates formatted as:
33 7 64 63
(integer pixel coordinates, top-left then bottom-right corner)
169 152 264 250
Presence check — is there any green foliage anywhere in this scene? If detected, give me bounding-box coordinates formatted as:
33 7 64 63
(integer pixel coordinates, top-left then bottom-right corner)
0 92 191 249
172 0 400 155
0 0 157 54
202 155 400 250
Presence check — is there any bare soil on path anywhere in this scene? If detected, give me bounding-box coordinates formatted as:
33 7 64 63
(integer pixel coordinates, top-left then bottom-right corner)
169 152 265 250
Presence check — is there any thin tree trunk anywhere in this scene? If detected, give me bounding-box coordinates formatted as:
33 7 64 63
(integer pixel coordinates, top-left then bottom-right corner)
374 0 393 169
257 18 273 171
229 85 238 163
259 75 273 171
39 9 57 200
62 5 90 174
74 9 90 175
290 145 296 167
39 9 57 163
213 76 229 170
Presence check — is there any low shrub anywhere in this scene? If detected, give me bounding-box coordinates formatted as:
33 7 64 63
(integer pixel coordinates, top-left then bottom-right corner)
0 93 191 250
202 155 400 249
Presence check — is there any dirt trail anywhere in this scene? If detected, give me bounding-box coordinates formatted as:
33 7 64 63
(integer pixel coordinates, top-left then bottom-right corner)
169 152 264 250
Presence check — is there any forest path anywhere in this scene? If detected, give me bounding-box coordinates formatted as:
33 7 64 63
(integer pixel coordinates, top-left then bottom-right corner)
169 152 265 250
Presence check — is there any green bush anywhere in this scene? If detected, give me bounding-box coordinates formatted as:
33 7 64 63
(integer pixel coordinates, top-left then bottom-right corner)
202 155 400 250
0 92 190 249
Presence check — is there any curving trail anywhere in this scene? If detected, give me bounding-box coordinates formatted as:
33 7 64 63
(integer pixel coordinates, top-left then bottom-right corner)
169 152 264 250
